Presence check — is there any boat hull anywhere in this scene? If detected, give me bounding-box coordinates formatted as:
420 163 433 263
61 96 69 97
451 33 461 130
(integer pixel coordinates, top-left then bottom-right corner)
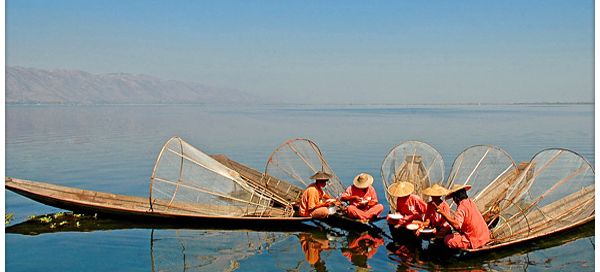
6 177 312 228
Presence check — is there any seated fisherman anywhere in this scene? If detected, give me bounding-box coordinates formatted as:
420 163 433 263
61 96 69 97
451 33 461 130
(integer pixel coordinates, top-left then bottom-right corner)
339 173 384 222
435 184 490 249
386 181 427 228
421 184 451 237
299 171 339 219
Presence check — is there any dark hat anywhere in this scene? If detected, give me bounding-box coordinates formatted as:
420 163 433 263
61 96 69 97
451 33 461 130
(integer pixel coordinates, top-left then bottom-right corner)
310 171 332 181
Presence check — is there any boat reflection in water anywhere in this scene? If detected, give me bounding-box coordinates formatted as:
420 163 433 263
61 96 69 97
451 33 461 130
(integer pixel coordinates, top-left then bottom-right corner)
150 229 290 271
6 212 594 271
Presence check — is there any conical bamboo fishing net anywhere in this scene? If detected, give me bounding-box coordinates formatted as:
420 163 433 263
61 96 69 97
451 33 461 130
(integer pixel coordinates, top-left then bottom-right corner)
381 141 444 212
446 145 517 213
264 138 345 201
489 148 594 245
150 137 291 217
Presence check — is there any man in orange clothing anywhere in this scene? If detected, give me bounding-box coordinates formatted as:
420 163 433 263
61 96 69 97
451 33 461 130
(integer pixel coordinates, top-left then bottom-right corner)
340 173 384 222
386 181 427 228
435 184 490 249
299 171 339 219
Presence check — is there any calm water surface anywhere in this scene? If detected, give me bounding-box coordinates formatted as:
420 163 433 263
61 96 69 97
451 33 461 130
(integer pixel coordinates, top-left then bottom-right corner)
5 104 595 271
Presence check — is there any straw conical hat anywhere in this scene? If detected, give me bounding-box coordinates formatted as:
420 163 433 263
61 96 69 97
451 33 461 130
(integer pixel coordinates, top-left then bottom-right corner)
387 182 414 197
353 173 374 189
444 184 472 199
310 171 332 181
422 184 449 197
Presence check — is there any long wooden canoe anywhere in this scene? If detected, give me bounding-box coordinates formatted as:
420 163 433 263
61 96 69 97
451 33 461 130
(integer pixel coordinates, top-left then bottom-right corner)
5 177 312 227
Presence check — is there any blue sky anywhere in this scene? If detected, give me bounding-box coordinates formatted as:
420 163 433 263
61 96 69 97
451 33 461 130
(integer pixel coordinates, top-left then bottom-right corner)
6 1 594 104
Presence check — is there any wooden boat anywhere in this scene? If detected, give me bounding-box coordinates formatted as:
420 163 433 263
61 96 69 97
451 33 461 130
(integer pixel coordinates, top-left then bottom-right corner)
462 148 595 253
6 177 312 226
6 137 381 233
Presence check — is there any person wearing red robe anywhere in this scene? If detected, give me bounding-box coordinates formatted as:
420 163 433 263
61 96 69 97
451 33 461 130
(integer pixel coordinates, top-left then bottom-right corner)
386 181 427 228
340 173 384 221
436 184 491 249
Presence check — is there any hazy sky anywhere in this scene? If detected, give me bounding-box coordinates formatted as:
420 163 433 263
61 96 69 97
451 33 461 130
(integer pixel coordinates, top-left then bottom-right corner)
6 1 594 104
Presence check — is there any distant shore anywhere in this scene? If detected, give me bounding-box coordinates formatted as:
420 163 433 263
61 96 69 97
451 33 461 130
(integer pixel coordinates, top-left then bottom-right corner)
4 102 594 106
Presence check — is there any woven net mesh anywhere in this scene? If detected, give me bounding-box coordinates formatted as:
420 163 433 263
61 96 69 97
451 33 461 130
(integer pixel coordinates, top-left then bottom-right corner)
264 138 344 200
150 137 290 217
446 145 517 211
381 141 444 212
490 148 594 244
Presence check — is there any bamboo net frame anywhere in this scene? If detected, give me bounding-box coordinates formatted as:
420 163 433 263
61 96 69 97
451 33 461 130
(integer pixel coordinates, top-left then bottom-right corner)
446 145 517 211
380 141 444 212
263 138 345 202
487 148 595 245
150 136 292 218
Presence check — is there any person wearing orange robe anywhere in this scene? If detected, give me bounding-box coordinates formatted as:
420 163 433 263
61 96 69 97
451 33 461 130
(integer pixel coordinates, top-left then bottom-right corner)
436 184 491 249
299 171 339 219
340 173 384 221
421 184 452 237
386 181 427 228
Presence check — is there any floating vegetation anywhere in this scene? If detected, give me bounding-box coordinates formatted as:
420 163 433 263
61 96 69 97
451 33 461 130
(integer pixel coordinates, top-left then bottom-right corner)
5 213 14 225
14 212 100 233
38 216 53 223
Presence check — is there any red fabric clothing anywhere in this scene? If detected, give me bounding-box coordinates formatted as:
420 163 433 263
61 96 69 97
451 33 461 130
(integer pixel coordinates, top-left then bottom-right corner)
397 194 427 221
347 204 384 220
450 198 490 249
444 233 471 249
341 185 379 205
387 194 427 225
342 185 384 220
299 183 325 217
425 201 450 229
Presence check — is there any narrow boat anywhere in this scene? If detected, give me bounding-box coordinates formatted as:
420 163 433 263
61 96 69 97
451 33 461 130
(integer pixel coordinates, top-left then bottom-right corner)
461 148 595 253
6 136 315 227
5 177 311 226
5 136 382 232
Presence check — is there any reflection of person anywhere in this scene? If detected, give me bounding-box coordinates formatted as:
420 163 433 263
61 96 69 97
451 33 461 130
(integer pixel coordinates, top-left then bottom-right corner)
436 184 490 249
386 181 427 228
340 173 384 222
421 184 451 237
299 233 330 266
341 232 384 268
299 171 339 218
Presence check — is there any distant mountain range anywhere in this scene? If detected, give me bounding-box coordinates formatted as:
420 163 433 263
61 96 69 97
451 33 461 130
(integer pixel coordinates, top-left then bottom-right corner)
6 66 263 104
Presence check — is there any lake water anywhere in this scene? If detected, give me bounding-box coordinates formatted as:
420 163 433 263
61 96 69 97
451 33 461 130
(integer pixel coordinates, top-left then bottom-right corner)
5 104 595 271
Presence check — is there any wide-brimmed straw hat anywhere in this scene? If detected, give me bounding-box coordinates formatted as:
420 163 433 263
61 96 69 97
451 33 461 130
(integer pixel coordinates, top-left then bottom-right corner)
353 173 374 189
422 184 449 197
310 171 332 181
387 182 414 197
444 184 472 199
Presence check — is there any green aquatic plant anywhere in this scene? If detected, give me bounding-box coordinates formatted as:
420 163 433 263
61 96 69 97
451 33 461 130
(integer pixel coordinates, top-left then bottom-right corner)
53 212 65 219
59 221 68 226
38 216 53 223
5 213 14 225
